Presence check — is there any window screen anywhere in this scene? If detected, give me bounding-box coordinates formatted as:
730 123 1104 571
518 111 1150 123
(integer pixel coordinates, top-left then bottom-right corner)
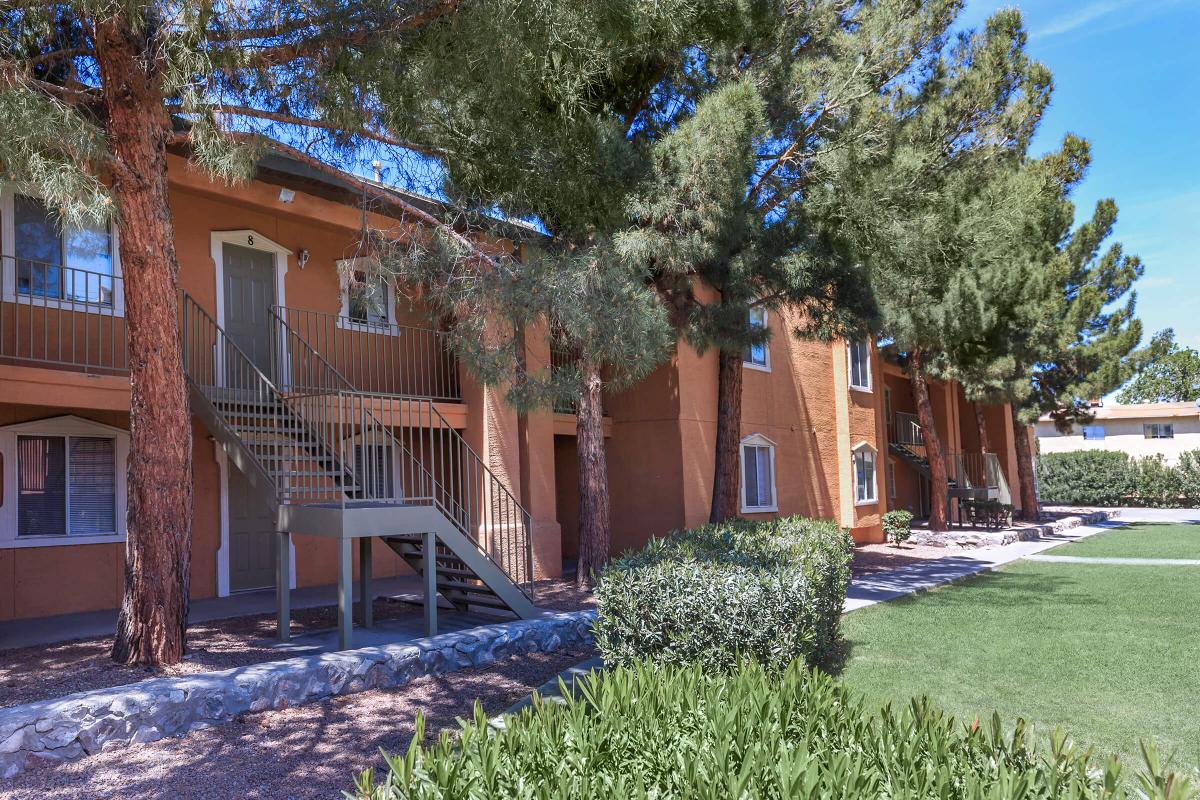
68 437 116 534
17 436 67 536
742 444 774 509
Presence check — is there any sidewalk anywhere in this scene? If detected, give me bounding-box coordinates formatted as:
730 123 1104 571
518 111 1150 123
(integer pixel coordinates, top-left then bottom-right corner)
844 516 1122 612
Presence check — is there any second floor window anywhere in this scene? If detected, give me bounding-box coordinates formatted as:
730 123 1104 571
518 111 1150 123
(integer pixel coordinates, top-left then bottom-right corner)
13 195 115 305
1144 423 1174 439
339 260 395 330
743 307 769 369
848 340 871 390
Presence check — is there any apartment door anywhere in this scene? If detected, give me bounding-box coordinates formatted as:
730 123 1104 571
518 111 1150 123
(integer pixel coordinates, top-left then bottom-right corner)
228 464 276 592
222 242 276 379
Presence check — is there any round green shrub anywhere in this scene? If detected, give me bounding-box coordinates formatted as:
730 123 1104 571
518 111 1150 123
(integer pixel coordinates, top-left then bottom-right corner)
355 661 1191 800
592 516 853 673
883 509 914 545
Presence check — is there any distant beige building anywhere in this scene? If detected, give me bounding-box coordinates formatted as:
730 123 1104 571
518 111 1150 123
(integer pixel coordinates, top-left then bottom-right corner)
1036 402 1200 465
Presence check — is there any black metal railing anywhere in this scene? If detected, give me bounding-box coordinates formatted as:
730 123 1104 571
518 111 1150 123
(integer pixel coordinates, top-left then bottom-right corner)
0 255 126 374
273 305 460 402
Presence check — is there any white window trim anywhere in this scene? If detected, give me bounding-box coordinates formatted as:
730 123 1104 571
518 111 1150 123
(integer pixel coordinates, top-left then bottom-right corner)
0 415 129 549
0 188 124 316
337 257 398 335
852 441 878 506
739 433 778 513
743 307 771 372
847 339 872 392
1144 423 1174 439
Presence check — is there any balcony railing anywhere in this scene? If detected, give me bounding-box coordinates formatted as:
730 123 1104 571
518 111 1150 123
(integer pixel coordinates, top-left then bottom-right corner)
273 306 460 402
947 451 1012 505
894 411 924 446
0 255 127 375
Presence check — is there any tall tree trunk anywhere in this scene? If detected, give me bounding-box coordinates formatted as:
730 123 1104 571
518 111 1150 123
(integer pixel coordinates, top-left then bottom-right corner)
95 17 193 666
909 351 949 531
1011 413 1040 521
974 402 990 453
575 360 610 586
710 348 743 523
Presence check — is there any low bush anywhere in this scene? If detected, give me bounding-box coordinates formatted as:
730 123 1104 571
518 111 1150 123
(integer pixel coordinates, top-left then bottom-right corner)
354 661 1194 800
593 516 852 673
1037 450 1133 506
1038 449 1200 507
883 509 914 545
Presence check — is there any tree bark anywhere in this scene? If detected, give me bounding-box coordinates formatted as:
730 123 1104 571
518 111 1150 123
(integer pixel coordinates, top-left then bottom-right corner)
575 360 610 586
710 348 743 523
909 352 949 531
974 402 990 453
95 16 193 666
1011 413 1040 522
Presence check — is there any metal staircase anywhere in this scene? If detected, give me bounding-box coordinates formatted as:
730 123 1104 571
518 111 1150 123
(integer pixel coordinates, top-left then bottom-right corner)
180 291 536 649
887 442 959 488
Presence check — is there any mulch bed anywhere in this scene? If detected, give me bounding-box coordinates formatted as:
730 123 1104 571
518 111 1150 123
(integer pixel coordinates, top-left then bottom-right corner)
0 645 595 800
0 578 593 709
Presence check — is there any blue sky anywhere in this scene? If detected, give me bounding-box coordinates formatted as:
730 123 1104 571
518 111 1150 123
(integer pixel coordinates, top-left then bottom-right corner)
959 0 1200 351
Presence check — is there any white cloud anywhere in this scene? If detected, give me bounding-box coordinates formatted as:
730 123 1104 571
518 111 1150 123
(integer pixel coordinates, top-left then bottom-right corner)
1034 0 1129 38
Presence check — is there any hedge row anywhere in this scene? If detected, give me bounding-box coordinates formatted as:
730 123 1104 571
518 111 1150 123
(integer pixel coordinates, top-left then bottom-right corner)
356 660 1193 800
592 516 853 673
1037 449 1200 508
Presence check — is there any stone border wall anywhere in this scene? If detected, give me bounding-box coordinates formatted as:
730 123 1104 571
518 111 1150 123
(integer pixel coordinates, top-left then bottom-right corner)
909 509 1117 548
0 610 596 778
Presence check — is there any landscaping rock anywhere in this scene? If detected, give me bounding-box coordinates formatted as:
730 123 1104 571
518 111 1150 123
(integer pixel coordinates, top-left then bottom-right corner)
0 610 596 779
908 510 1117 548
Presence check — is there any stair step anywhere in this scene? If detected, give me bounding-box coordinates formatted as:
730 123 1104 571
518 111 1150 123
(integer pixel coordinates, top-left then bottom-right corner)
435 580 498 596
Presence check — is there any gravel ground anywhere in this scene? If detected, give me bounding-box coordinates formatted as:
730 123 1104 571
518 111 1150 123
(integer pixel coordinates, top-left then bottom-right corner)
0 578 593 709
851 542 953 576
0 645 594 800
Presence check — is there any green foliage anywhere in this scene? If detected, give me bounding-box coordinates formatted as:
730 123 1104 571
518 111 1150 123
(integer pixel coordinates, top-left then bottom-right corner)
354 660 1195 800
883 509 914 545
593 516 852 673
1117 331 1200 404
1037 451 1134 507
1037 450 1200 507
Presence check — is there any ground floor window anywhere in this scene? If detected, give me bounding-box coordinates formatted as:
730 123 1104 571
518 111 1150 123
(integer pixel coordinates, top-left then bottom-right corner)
740 434 777 513
1 415 128 545
1143 423 1174 439
853 444 877 505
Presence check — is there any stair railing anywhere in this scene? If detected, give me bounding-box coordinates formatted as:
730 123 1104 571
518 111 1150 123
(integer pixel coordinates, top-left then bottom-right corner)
269 307 535 598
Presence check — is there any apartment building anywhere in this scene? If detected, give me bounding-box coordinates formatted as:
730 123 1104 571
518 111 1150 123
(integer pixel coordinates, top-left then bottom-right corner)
1035 401 1200 465
0 146 1022 644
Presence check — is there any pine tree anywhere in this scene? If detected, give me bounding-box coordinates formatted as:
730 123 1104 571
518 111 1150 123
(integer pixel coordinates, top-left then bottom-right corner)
621 1 966 522
370 0 769 582
0 2 490 664
940 135 1147 521
834 9 1054 530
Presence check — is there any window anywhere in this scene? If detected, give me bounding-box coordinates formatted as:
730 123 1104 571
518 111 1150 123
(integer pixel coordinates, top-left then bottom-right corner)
887 459 897 499
1082 425 1105 441
352 442 395 499
743 307 769 370
17 435 116 537
853 444 877 504
740 434 777 512
848 340 871 391
338 259 395 331
13 195 116 305
1144 423 1175 439
884 386 892 422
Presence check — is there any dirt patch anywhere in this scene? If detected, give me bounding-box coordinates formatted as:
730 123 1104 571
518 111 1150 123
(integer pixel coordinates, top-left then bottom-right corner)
851 542 955 577
0 580 593 709
0 646 594 800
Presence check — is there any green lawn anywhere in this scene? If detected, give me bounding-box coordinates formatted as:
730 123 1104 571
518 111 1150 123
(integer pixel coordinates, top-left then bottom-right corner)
838 552 1200 772
1048 522 1200 560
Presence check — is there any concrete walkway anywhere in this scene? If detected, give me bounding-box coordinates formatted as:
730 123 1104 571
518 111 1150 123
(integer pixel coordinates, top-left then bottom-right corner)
845 507 1200 612
1025 554 1200 566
